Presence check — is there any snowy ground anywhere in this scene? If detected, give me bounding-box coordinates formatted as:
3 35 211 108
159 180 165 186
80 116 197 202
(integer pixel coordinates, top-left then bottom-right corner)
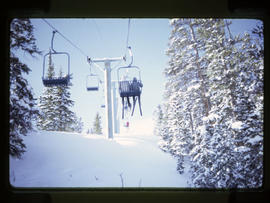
10 122 190 188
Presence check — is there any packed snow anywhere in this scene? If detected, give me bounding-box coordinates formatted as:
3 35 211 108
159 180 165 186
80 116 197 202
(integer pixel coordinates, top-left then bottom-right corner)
10 120 190 188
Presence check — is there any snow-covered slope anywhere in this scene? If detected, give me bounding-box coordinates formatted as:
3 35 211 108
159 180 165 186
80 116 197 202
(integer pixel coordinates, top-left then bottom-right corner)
10 130 190 188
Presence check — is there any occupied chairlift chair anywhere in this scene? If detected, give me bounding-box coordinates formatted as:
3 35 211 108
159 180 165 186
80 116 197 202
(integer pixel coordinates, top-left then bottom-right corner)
42 31 71 87
117 65 143 119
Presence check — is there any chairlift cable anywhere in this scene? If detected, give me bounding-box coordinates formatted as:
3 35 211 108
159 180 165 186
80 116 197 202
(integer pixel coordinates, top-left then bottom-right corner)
42 19 89 58
92 19 103 42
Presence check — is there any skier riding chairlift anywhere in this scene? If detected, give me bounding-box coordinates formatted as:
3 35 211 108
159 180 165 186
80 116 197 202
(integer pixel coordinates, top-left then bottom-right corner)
119 74 132 117
130 77 143 117
119 76 143 119
117 46 143 119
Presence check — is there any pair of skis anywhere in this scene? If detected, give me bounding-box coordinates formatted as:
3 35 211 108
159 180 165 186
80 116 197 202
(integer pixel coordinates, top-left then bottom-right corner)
121 95 142 119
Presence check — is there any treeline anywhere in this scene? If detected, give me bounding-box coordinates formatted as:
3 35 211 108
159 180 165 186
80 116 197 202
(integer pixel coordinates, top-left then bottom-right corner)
154 19 263 188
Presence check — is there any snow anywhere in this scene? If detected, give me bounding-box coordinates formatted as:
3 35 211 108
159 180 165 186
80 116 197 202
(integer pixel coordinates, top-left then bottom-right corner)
197 125 206 135
231 121 243 129
247 135 263 145
202 113 220 122
234 146 249 153
10 127 190 188
187 83 200 92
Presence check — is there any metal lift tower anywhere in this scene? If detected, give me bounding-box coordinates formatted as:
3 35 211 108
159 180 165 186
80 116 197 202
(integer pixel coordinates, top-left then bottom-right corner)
89 57 124 139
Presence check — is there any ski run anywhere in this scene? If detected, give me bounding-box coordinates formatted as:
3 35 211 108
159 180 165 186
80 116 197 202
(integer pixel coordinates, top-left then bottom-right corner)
10 127 190 188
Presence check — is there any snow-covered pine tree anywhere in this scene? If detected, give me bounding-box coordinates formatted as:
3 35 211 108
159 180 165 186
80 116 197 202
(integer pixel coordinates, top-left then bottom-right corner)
156 103 171 153
251 22 264 60
71 116 84 133
10 19 41 158
187 19 240 188
188 19 263 188
231 29 263 188
164 19 213 175
37 51 60 131
161 18 263 188
93 112 102 135
153 105 163 137
38 55 81 132
154 104 172 154
54 69 76 132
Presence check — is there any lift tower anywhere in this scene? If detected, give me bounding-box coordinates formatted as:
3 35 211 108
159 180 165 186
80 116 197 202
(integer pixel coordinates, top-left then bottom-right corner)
88 57 124 139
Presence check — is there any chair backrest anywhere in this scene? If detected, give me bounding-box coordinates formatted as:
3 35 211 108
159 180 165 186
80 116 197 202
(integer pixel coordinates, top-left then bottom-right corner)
119 80 142 97
119 81 130 93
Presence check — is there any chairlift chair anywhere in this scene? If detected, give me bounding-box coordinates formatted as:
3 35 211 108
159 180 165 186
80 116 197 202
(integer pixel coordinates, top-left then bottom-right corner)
86 74 99 91
117 65 143 118
42 52 71 87
42 31 71 87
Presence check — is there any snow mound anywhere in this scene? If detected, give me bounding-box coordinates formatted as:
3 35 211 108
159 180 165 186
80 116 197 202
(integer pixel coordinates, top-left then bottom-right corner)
10 130 189 188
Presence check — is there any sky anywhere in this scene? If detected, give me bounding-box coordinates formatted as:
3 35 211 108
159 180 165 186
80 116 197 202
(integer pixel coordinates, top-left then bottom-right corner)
17 18 261 134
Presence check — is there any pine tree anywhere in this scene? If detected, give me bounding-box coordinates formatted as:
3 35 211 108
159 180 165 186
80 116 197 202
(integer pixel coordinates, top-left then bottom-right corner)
54 69 76 132
37 51 60 131
163 19 210 175
72 116 84 133
10 19 41 158
231 30 263 188
93 112 102 135
160 18 263 188
188 19 239 188
188 19 263 188
38 55 82 133
153 105 163 138
154 104 171 153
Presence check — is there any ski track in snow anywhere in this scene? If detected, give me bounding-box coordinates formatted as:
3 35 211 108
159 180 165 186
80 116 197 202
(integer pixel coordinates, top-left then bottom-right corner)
10 131 190 188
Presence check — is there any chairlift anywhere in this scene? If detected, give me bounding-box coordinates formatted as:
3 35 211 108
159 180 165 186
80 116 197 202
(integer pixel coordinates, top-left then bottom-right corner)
117 66 142 96
86 74 99 91
117 65 143 118
42 31 71 87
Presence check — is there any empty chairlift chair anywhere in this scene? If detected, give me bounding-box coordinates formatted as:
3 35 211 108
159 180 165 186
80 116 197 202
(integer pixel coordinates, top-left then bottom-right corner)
86 74 99 91
42 31 71 87
42 52 71 87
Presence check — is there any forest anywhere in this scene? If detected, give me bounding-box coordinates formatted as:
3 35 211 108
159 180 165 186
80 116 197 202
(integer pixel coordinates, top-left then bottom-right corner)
154 19 263 188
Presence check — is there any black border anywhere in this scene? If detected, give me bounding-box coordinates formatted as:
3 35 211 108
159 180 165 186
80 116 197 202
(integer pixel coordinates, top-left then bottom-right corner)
2 0 270 202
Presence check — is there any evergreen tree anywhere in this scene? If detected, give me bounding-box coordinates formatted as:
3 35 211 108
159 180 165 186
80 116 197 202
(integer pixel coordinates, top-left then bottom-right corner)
38 55 82 133
160 18 263 188
251 22 264 60
37 51 60 131
70 116 84 133
10 19 41 158
231 31 263 188
154 104 172 153
93 112 102 135
163 19 210 174
189 19 239 188
54 69 76 132
153 105 163 138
